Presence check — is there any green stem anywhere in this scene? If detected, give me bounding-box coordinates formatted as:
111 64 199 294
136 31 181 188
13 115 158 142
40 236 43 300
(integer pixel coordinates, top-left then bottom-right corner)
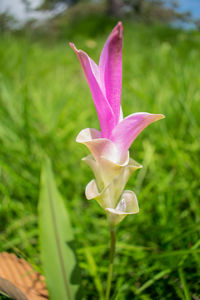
105 227 116 300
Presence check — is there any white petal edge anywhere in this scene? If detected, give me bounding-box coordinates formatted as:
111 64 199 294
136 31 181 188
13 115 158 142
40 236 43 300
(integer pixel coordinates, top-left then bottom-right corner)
85 179 99 200
76 128 126 164
105 190 139 215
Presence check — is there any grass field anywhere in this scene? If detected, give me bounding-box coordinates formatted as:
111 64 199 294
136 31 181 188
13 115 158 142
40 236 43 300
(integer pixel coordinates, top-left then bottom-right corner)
0 18 200 299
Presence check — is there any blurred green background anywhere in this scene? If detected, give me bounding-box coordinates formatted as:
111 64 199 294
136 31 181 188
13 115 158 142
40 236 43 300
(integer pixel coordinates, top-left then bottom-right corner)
0 0 200 299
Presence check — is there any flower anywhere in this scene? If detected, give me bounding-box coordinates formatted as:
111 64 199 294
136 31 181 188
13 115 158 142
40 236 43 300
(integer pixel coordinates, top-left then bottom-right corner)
70 22 165 225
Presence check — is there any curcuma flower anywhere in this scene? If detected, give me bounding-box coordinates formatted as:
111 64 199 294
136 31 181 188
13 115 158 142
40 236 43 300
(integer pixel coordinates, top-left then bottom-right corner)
70 22 164 226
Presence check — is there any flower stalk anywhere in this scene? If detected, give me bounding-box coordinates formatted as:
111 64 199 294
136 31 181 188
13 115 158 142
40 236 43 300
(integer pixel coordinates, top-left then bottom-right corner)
105 226 116 300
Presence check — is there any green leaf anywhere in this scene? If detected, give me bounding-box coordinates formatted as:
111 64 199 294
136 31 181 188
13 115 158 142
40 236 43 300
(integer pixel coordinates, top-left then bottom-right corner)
39 157 81 300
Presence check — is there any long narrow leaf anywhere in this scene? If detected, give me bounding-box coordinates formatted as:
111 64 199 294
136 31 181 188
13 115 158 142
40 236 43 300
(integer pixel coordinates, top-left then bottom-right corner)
39 157 81 300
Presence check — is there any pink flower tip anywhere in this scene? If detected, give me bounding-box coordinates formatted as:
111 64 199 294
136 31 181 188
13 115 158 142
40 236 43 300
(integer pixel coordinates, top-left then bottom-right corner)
156 114 165 120
115 21 123 38
69 42 78 52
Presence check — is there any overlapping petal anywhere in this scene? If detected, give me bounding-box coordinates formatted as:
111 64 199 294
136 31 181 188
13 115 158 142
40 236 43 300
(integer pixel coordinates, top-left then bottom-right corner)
85 157 142 208
86 178 139 225
76 128 122 164
83 154 130 190
97 154 129 185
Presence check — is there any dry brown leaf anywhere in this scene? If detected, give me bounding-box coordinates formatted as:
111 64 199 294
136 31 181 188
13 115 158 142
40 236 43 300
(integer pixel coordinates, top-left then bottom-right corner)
0 252 49 300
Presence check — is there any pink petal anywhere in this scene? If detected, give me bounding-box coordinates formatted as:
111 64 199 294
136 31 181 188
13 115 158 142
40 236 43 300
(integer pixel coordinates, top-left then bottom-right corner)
110 113 165 154
99 22 123 125
69 43 115 138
